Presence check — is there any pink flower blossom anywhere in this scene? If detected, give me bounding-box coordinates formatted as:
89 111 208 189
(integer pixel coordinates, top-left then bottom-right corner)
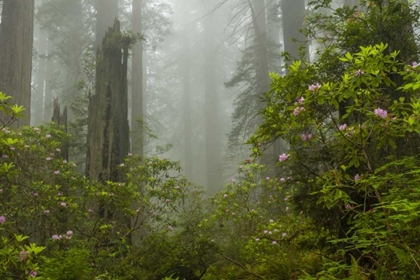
88 209 94 213
374 108 388 118
165 199 170 203
264 230 268 234
29 270 37 277
0 189 3 193
279 153 289 162
280 177 285 182
255 238 260 242
67 230 73 236
293 106 305 116
46 157 52 161
52 235 62 240
56 148 61 152
282 232 287 237
308 83 321 91
272 241 277 244
46 134 51 138
354 174 360 181
301 133 312 141
355 69 364 76
168 225 173 230
33 192 39 197
339 124 347 131
44 210 50 214
50 153 54 156
9 147 15 151
0 216 5 223
298 96 305 104
60 202 66 207
412 62 419 68
19 251 29 261
223 194 228 198
54 170 60 174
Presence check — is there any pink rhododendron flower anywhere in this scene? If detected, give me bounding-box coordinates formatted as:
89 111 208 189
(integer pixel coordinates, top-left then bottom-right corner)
29 270 37 277
308 83 321 91
412 62 419 68
280 177 285 182
374 108 388 118
282 232 287 237
44 210 50 214
19 251 29 261
279 153 289 162
301 133 312 141
293 106 305 116
60 202 66 207
355 69 364 76
52 235 62 240
298 96 305 104
0 216 5 223
54 170 60 174
46 157 52 161
67 230 73 236
354 174 360 181
339 124 347 131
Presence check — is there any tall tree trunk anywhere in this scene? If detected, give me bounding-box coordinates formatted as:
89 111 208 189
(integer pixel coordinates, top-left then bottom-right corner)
0 0 34 127
203 15 223 194
86 19 129 184
250 0 270 94
43 39 55 123
131 0 145 156
182 47 192 179
95 0 119 48
281 0 307 61
33 29 47 126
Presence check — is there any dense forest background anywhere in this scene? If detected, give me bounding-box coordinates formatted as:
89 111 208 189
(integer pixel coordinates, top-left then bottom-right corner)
2 0 420 279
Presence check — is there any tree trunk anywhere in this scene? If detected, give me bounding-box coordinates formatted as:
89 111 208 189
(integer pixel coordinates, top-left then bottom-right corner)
281 0 307 61
182 46 193 179
131 0 145 156
0 0 34 127
51 99 69 161
86 19 129 184
33 29 47 126
43 39 55 123
203 14 223 194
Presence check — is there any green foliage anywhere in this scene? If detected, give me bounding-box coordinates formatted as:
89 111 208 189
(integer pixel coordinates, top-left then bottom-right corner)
0 94 212 279
249 42 420 278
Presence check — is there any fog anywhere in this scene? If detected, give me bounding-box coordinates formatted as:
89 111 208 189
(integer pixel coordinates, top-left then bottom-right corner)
25 0 309 194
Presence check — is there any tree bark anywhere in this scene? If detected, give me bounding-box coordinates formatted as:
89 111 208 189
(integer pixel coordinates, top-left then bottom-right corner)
33 29 47 126
131 0 145 156
86 19 130 184
0 0 34 127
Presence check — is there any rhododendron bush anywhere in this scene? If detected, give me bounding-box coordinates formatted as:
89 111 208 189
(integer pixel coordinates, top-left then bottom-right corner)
249 43 420 278
0 93 208 279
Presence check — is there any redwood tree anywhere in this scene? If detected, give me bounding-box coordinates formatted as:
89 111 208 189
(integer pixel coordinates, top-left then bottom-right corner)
0 0 35 127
